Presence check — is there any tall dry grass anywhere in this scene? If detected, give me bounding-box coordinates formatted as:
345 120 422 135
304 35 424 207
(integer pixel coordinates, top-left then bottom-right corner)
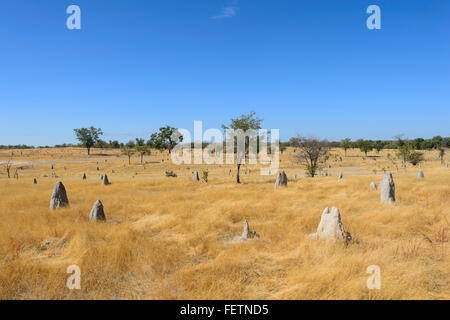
0 147 448 299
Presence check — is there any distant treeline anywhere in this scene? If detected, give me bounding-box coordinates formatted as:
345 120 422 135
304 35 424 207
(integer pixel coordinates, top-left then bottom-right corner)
283 136 450 151
327 136 450 150
1 136 449 151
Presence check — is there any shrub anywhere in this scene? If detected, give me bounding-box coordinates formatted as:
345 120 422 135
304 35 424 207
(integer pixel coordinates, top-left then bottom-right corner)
201 170 209 183
165 170 177 178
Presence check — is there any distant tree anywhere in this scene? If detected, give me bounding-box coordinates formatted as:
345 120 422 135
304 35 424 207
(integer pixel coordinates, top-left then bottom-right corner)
3 157 12 178
135 145 150 164
135 138 145 147
121 148 135 165
222 111 263 184
394 134 406 147
431 136 444 149
125 140 136 149
291 135 329 177
396 141 412 168
340 138 352 156
407 151 424 166
428 136 446 164
356 139 373 157
374 140 386 153
411 138 425 150
109 140 120 149
95 139 108 149
73 127 103 155
149 126 183 154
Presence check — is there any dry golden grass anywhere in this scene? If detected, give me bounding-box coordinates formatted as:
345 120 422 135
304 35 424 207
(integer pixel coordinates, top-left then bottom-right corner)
0 147 448 299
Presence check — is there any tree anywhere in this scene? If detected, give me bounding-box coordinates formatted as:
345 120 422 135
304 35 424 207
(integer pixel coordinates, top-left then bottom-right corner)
411 138 425 150
3 157 12 178
340 138 352 156
109 140 120 149
121 148 135 165
149 126 183 153
430 136 446 164
356 139 373 157
431 136 444 149
397 142 412 168
135 138 145 147
95 139 108 149
407 151 424 166
291 135 329 177
135 145 150 164
73 127 103 155
374 140 386 154
125 140 136 149
222 111 263 184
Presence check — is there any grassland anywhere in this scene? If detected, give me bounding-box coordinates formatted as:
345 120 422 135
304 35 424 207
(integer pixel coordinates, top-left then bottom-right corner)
0 147 448 299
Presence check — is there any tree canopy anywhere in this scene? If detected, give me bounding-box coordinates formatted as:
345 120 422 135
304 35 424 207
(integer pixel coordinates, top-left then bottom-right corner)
148 126 183 153
73 127 103 155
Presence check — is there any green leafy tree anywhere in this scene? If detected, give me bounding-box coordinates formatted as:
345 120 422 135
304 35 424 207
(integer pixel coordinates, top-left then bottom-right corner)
73 127 103 155
411 138 425 150
222 111 263 184
95 139 108 149
431 136 443 149
397 142 412 168
340 138 352 156
356 139 373 157
374 140 386 154
149 126 183 153
135 138 145 147
109 140 120 149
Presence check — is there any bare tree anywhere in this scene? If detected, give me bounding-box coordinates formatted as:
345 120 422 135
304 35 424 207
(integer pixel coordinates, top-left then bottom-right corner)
121 148 135 165
3 157 12 178
291 135 329 177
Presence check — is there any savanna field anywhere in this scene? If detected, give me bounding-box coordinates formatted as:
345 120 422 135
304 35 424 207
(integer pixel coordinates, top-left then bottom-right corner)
0 147 448 300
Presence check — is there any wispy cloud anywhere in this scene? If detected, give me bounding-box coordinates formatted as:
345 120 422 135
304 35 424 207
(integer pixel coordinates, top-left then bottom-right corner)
211 6 238 19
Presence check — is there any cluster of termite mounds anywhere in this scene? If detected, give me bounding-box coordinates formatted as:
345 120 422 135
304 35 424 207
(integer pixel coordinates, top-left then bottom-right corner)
43 162 431 242
48 180 108 223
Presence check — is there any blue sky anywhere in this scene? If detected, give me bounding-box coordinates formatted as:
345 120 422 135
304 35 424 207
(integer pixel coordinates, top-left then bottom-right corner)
0 0 449 145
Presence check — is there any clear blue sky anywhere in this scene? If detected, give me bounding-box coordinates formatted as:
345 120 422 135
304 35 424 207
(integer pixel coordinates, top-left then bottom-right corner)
1 0 449 146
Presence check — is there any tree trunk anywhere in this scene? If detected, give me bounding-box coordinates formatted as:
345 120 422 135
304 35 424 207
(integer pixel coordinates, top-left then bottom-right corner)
128 157 131 165
236 163 241 184
87 147 90 155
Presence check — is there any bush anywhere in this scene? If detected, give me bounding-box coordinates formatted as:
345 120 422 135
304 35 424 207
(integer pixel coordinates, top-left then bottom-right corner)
201 170 209 183
407 151 424 166
165 170 177 178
